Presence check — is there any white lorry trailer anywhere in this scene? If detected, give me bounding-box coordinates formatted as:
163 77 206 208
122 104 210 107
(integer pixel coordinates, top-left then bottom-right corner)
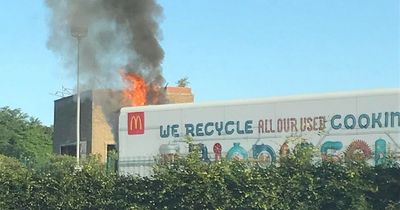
118 89 400 175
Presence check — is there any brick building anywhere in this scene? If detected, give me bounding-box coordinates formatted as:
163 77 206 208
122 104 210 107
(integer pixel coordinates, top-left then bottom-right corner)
165 86 194 103
53 87 194 161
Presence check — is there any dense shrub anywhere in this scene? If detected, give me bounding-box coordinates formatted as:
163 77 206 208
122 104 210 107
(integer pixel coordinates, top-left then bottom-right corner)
0 148 399 209
0 155 31 209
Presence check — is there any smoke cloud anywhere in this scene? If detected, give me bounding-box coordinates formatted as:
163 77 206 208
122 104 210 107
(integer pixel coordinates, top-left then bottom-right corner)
46 0 166 98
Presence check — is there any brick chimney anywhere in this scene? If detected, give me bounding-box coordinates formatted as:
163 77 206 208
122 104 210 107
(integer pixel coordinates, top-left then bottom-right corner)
165 86 194 103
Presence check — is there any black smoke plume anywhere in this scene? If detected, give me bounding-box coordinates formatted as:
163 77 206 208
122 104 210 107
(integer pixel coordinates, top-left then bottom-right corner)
46 0 166 103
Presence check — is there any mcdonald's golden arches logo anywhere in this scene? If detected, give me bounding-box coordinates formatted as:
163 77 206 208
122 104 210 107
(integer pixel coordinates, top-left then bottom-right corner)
127 112 145 135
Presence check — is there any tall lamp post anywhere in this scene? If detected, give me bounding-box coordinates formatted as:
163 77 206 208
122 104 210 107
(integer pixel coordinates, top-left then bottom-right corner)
71 26 87 168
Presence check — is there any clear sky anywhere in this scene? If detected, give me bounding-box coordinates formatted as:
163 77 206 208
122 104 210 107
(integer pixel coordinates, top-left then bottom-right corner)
0 0 399 126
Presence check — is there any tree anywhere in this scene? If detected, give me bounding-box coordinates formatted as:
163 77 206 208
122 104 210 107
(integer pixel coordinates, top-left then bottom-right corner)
176 77 190 87
0 107 52 164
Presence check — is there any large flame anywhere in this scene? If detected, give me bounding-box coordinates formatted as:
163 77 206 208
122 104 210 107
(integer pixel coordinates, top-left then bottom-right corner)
121 72 148 106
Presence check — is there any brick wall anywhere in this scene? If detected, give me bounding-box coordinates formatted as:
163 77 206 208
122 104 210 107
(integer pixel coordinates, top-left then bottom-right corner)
53 87 194 161
91 90 123 161
165 87 194 104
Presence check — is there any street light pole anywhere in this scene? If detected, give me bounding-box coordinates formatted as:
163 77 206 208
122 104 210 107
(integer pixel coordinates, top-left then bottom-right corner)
71 26 87 168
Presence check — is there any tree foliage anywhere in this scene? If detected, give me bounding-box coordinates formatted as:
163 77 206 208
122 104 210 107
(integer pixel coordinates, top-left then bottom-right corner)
176 77 190 87
0 144 399 209
0 106 52 164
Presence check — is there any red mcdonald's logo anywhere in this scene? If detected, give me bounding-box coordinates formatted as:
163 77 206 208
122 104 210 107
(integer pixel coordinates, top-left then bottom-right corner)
127 112 144 135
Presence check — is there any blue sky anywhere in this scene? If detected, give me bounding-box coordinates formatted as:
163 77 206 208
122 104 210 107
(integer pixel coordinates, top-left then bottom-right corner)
0 0 399 126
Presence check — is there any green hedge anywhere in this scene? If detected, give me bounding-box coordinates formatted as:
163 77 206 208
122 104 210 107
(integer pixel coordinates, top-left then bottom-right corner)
0 148 399 209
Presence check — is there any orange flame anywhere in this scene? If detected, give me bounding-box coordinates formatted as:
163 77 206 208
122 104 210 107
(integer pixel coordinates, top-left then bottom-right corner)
121 72 148 106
